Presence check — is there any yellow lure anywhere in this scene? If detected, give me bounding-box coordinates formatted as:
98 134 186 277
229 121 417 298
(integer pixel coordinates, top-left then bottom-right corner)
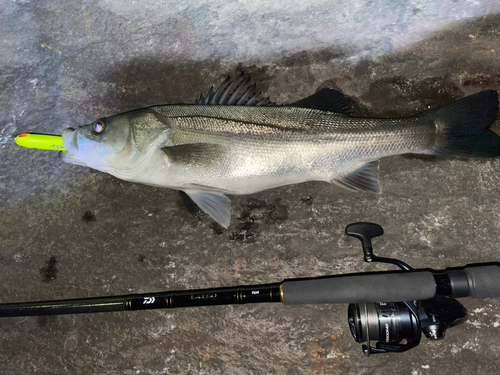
15 134 67 151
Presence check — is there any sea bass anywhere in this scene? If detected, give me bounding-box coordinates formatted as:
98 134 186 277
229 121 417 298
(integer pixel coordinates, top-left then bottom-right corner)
60 74 500 227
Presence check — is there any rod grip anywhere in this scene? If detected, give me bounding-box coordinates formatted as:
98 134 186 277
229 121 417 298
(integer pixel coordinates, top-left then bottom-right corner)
282 271 436 305
464 265 500 298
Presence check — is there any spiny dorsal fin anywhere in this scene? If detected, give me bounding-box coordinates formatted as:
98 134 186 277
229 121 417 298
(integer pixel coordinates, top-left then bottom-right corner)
197 73 275 106
332 161 381 193
290 88 359 115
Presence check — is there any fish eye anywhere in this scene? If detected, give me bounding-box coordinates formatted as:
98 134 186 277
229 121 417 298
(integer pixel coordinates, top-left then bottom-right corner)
92 120 107 135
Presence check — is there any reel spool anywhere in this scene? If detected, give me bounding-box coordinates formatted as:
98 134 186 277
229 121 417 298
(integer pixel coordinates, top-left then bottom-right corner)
348 301 421 355
345 223 468 355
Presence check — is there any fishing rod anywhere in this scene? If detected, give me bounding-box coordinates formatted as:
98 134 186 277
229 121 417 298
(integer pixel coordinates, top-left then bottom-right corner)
1 222 500 356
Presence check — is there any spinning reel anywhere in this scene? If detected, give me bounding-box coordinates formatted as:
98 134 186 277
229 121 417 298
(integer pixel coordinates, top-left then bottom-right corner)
345 223 468 355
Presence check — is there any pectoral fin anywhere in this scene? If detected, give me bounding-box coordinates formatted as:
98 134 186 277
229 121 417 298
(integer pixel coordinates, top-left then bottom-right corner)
332 161 381 193
162 143 225 167
183 189 231 228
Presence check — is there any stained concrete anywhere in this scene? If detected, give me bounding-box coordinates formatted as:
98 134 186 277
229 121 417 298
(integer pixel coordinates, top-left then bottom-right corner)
1 2 500 374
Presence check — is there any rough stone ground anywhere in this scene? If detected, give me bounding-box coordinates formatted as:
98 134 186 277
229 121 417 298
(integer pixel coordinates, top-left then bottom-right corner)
1 2 500 374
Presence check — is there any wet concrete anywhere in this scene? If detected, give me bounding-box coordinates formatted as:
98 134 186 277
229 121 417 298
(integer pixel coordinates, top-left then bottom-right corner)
1 2 500 374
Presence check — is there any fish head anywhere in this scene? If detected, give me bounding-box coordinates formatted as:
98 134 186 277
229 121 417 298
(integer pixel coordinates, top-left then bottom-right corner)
60 112 137 171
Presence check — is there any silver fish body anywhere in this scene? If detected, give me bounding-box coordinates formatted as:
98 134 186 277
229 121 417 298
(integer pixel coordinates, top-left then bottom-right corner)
60 75 500 227
126 105 431 192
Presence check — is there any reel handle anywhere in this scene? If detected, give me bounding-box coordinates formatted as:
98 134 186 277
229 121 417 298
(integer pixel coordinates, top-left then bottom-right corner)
345 222 383 259
345 222 413 270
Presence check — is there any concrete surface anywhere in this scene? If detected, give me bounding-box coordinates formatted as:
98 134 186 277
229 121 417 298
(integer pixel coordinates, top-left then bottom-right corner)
1 1 500 374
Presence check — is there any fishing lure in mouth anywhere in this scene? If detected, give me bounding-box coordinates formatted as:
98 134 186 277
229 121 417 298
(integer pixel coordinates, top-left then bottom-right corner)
15 133 67 151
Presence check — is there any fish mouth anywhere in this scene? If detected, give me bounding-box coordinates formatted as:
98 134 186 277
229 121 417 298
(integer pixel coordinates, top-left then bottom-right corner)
59 127 86 165
62 128 78 151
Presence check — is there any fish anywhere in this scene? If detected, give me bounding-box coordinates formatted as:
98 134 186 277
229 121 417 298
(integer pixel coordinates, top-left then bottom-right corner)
60 74 500 228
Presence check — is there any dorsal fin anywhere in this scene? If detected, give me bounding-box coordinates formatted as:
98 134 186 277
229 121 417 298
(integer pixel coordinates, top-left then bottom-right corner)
290 89 359 115
197 73 275 106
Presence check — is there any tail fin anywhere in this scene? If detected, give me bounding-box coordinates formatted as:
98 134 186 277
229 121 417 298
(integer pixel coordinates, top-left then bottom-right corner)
422 90 499 158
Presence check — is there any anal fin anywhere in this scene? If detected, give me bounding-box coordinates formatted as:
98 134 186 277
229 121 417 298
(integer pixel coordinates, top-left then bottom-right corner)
332 161 381 194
